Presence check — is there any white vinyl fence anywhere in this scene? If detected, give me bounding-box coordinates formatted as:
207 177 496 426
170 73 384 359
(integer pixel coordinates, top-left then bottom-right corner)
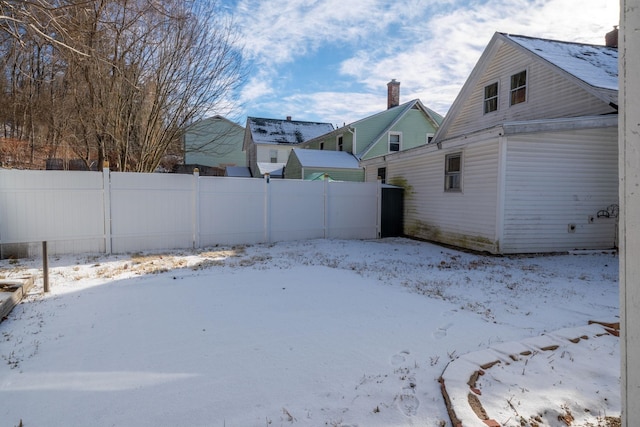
0 168 381 258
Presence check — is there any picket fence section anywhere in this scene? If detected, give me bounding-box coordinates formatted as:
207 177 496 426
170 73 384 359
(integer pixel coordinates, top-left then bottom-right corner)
0 168 381 257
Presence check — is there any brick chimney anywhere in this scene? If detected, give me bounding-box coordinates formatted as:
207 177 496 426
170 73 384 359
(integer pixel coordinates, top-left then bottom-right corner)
605 26 618 48
387 79 400 109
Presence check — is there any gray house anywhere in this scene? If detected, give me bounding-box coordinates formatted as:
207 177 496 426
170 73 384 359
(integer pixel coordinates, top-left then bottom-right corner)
362 32 619 254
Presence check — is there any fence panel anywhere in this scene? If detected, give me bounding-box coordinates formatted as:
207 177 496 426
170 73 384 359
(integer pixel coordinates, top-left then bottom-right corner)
1 169 381 257
110 172 195 253
0 170 105 255
327 181 380 240
198 177 267 246
269 179 326 242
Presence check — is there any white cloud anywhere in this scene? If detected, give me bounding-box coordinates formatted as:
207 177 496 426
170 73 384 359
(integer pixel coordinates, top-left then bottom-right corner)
232 0 620 121
279 92 388 125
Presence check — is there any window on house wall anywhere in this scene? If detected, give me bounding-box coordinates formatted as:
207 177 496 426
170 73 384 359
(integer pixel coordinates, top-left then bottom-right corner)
377 167 386 184
337 135 343 151
320 141 324 150
270 149 277 163
510 70 527 106
484 82 498 113
427 133 435 144
444 153 462 191
389 133 401 152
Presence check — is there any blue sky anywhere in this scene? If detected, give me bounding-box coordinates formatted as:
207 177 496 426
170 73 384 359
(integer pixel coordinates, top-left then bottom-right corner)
219 0 619 126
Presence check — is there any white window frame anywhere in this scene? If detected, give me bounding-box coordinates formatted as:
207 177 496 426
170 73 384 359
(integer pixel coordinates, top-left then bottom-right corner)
483 81 499 114
509 70 527 106
388 132 402 152
269 149 277 163
336 135 344 151
444 152 462 192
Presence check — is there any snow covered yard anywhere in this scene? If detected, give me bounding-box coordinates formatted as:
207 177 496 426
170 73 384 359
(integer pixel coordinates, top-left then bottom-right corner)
0 238 619 426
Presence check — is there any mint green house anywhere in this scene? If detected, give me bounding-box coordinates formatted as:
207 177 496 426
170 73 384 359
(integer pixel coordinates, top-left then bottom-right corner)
183 116 246 174
298 81 443 181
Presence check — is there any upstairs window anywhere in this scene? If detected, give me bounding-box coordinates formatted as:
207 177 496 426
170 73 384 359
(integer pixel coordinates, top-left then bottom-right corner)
337 135 344 151
269 149 277 163
389 133 401 152
484 82 498 113
445 153 462 191
320 141 324 150
510 70 527 106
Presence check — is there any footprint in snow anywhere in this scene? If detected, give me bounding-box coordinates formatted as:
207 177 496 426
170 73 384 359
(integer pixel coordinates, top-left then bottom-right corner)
390 350 410 366
433 322 453 339
396 393 419 417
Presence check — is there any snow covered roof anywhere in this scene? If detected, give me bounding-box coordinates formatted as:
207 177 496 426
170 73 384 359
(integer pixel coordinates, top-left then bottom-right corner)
248 117 334 145
292 149 361 169
257 162 285 177
505 34 618 91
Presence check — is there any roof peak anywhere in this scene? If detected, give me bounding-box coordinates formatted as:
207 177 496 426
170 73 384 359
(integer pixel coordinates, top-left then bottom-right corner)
501 32 616 50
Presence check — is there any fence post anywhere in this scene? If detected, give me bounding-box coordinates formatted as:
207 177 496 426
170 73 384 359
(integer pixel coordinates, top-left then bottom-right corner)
42 241 49 293
377 177 382 239
193 168 200 249
264 173 271 243
102 163 112 255
324 173 329 238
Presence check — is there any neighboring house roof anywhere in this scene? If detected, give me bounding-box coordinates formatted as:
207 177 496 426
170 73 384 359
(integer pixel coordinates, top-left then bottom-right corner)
246 117 334 145
225 166 252 177
291 148 360 169
305 172 336 181
301 99 443 161
356 99 443 160
257 162 285 177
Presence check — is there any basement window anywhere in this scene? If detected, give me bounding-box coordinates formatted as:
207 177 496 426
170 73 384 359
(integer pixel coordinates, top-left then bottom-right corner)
510 70 527 106
484 82 498 113
444 153 462 191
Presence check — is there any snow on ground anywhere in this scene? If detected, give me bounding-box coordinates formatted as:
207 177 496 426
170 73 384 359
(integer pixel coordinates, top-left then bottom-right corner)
0 238 619 427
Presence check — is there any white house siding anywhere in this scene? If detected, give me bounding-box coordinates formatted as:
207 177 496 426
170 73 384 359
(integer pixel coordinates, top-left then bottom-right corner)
501 127 618 253
444 42 615 141
366 136 501 252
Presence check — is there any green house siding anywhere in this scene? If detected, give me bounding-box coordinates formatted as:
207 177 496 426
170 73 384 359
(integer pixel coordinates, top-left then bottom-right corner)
284 154 303 179
361 109 438 161
307 133 354 153
185 117 245 167
303 168 364 182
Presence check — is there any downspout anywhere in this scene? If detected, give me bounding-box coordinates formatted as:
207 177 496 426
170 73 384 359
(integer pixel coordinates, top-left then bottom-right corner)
347 126 356 155
495 132 507 254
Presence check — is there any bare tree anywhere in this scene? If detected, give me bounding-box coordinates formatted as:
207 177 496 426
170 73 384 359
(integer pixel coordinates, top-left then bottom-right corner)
1 0 246 172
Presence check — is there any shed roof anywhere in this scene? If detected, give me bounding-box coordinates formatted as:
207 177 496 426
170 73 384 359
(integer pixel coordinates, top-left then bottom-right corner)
257 162 285 177
225 166 252 177
292 148 360 169
247 117 334 145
